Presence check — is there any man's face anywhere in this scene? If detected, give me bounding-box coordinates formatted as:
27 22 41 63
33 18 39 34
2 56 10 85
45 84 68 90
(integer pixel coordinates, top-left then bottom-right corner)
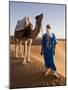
46 28 52 35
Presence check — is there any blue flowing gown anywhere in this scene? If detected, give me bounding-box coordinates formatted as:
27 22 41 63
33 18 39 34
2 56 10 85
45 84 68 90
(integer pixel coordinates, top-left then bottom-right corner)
42 33 57 71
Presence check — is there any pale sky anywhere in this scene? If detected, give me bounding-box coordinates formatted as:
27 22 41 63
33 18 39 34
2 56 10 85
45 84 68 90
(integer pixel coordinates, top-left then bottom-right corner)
9 1 66 39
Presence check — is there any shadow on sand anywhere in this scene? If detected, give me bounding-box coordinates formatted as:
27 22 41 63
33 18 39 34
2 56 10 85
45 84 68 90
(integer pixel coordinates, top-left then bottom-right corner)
10 57 66 89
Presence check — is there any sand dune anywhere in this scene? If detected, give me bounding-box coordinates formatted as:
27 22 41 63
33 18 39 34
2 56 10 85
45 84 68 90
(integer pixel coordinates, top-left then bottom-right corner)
10 40 66 88
10 40 66 76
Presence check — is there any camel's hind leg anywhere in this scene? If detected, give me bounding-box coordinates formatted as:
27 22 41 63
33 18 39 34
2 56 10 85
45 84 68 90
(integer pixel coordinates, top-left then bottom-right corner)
19 40 24 58
15 38 19 58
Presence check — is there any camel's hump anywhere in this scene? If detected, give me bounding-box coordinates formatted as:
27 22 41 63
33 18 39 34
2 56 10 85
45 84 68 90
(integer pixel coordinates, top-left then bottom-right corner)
15 17 29 31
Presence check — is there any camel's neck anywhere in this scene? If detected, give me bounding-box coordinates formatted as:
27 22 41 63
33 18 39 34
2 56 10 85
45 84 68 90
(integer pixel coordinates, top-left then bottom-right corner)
31 23 41 39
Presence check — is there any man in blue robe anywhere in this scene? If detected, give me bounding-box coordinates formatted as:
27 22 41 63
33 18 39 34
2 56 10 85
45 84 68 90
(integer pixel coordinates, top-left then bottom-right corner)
41 24 58 78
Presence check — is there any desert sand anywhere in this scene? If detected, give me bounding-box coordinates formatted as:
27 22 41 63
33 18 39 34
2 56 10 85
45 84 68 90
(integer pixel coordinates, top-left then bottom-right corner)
10 40 66 89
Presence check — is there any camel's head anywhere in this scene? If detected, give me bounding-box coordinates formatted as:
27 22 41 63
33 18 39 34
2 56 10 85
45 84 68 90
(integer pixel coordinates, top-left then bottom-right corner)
35 13 43 25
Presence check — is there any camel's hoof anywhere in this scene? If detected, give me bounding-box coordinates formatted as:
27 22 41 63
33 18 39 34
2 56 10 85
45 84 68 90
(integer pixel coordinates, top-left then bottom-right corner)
16 55 18 58
27 60 31 63
22 61 26 64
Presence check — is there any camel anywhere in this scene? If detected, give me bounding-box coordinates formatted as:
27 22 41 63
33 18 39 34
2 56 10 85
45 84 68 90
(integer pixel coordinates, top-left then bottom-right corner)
14 13 43 64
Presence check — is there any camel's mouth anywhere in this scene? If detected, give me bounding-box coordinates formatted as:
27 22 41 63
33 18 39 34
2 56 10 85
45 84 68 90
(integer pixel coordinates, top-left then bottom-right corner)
35 13 43 19
35 13 43 25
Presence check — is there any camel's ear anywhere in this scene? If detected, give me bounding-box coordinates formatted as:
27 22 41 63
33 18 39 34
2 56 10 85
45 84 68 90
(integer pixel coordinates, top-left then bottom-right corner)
41 13 43 16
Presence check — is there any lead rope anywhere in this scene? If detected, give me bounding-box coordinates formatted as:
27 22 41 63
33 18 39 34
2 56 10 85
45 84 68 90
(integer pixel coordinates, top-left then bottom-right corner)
40 24 43 39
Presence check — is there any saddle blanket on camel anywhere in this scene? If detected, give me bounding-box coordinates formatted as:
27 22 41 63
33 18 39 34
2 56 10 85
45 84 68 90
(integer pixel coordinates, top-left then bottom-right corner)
15 16 32 31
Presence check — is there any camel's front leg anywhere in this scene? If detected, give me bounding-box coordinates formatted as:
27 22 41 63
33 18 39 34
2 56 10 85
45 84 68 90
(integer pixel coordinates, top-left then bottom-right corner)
22 40 27 64
19 40 24 58
27 39 32 62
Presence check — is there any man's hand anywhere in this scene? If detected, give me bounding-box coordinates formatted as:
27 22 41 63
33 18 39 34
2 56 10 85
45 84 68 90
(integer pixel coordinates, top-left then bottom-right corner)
40 50 44 55
40 52 43 55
